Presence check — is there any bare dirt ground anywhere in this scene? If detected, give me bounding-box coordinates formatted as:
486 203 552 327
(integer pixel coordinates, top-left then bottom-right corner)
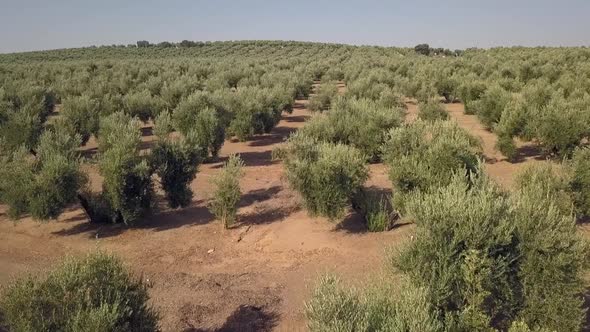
0 88 413 331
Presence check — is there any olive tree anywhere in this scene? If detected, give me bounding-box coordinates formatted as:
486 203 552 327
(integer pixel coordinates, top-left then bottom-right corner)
208 154 244 228
0 129 85 220
151 113 203 209
382 120 482 213
418 99 449 122
298 96 404 162
395 173 588 331
173 94 226 160
0 252 159 331
57 94 101 144
97 112 153 225
308 81 339 112
283 134 368 220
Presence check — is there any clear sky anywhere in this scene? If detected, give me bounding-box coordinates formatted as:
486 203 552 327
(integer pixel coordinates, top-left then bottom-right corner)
1 0 589 53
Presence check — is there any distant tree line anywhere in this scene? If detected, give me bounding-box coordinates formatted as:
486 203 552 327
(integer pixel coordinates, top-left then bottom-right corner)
414 43 463 56
135 40 208 48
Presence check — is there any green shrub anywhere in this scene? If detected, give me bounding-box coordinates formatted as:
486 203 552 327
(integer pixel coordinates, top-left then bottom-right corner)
378 88 407 110
151 131 202 209
0 148 35 219
192 108 225 159
29 130 86 220
530 95 589 157
415 84 438 104
418 100 449 121
496 87 589 158
514 162 573 216
0 130 85 220
152 110 174 139
172 91 216 134
58 94 101 144
434 75 459 103
0 252 159 331
170 96 227 159
510 178 587 331
305 275 441 332
456 78 486 114
346 78 389 101
382 120 482 213
495 133 518 161
283 135 368 220
209 154 244 228
0 102 45 152
123 89 165 121
97 112 140 153
395 173 588 331
472 84 511 129
98 113 153 224
309 81 339 112
222 86 289 140
299 97 403 161
570 147 590 217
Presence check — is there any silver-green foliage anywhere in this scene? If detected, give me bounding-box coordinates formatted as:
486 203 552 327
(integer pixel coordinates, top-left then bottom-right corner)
382 120 482 212
151 130 202 209
0 129 85 220
0 252 159 331
283 134 368 220
209 154 244 228
57 94 101 144
305 275 442 332
418 99 449 122
396 173 588 331
98 112 153 224
471 84 511 129
309 81 339 112
299 96 404 161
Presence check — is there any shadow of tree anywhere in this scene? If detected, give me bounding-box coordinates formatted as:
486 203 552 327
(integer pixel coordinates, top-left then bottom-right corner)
52 202 214 239
247 134 285 147
140 126 153 137
285 115 310 123
334 210 368 233
239 204 298 225
510 144 547 164
80 146 98 159
186 305 279 332
577 215 590 225
292 101 307 110
238 186 282 208
272 125 297 138
334 186 400 234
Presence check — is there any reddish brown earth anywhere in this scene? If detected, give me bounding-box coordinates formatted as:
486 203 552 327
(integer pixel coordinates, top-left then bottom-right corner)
0 90 412 331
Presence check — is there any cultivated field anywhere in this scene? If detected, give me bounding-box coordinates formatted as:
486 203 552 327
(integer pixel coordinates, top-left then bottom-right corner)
0 41 589 331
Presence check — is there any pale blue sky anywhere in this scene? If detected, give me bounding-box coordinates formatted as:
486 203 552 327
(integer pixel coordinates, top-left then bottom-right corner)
1 0 588 53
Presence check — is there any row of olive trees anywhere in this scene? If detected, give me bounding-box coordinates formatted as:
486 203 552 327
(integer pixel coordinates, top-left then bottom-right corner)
0 111 204 225
305 121 590 331
276 91 406 230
